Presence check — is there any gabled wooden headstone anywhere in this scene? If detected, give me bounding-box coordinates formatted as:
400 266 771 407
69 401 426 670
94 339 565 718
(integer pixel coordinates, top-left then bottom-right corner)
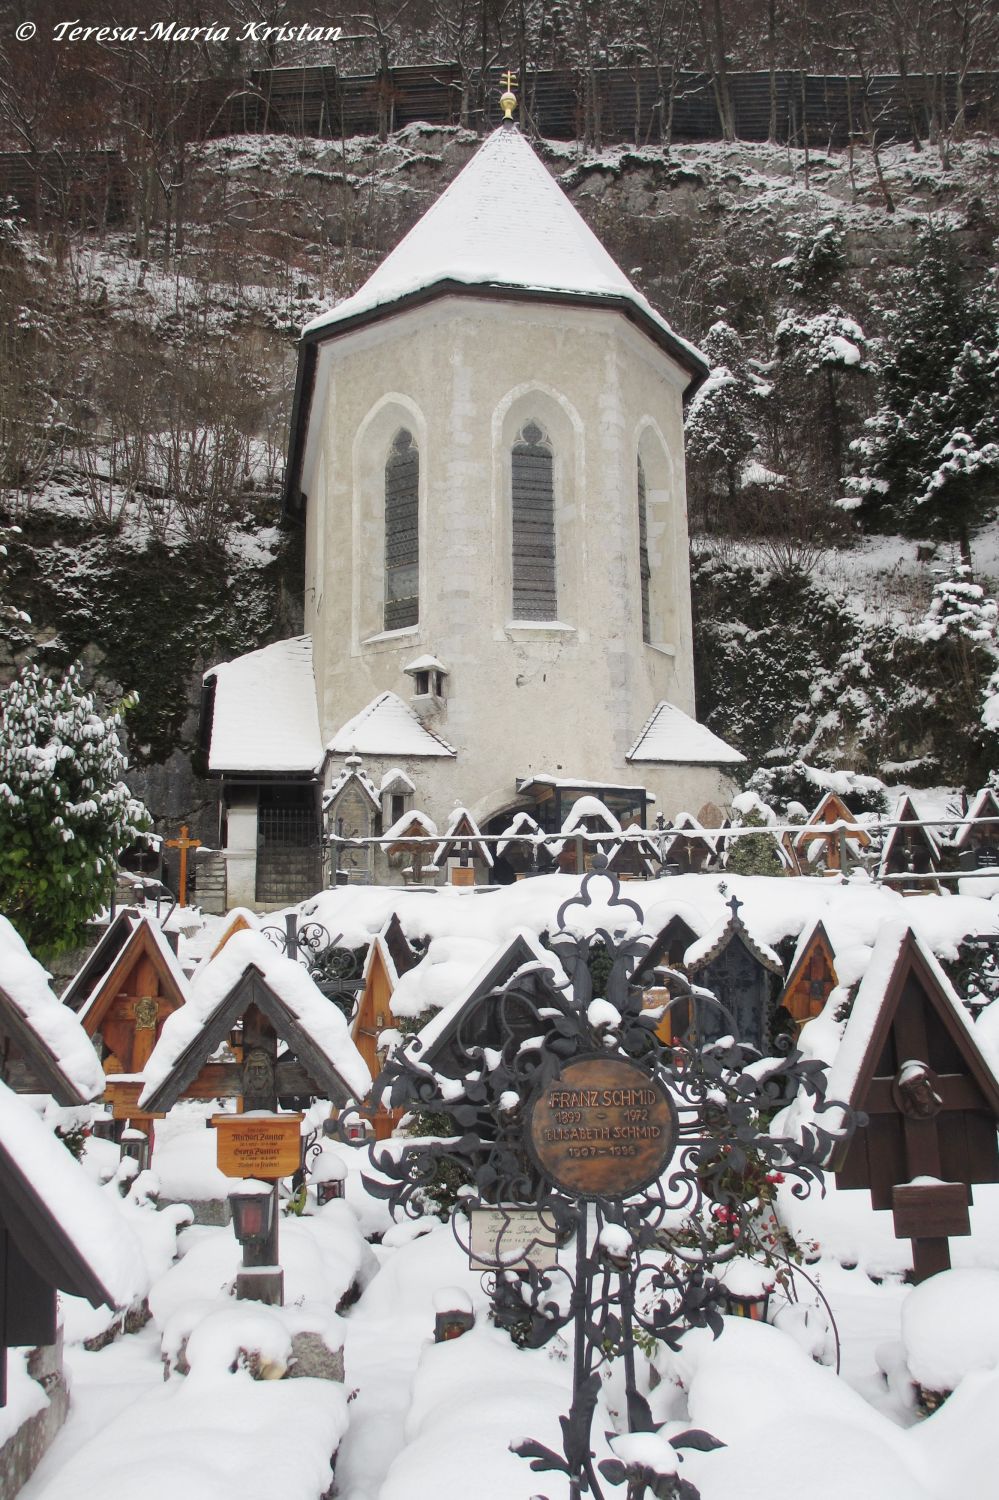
605 831 658 880
794 791 871 874
76 914 189 1078
687 896 784 1053
659 813 719 874
954 788 999 868
410 934 561 1082
780 919 839 1028
386 811 437 883
432 808 493 885
0 985 100 1108
831 925 999 1281
0 1084 122 1406
60 910 141 1014
140 937 369 1116
877 794 941 893
353 914 418 1139
207 909 257 962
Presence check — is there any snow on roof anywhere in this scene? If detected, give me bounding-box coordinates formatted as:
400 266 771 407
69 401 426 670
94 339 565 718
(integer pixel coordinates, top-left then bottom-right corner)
328 692 456 758
0 913 106 1102
302 126 706 378
325 762 380 810
663 812 718 851
389 934 503 1022
0 1080 145 1308
826 921 999 1103
521 774 651 792
77 913 190 1028
206 636 322 774
380 767 416 794
684 902 783 973
496 810 543 856
140 930 371 1105
398 930 564 1044
363 917 403 989
432 807 494 868
403 654 449 675
384 809 438 842
627 702 746 765
561 795 621 834
953 787 999 848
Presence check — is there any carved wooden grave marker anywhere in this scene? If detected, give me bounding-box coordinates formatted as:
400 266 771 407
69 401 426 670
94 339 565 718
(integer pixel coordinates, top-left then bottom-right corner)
687 896 784 1053
779 919 839 1029
831 925 999 1281
140 935 369 1305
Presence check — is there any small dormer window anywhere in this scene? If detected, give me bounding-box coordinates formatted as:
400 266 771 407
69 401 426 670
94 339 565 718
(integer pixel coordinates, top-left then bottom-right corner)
404 655 448 702
414 669 444 697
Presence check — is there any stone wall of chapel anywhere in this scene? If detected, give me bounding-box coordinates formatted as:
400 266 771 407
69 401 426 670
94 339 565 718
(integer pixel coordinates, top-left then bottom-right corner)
303 295 709 824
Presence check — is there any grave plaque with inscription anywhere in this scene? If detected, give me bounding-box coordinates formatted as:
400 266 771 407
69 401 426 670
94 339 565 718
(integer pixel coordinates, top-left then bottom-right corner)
468 1208 560 1271
526 1055 678 1198
212 1112 303 1179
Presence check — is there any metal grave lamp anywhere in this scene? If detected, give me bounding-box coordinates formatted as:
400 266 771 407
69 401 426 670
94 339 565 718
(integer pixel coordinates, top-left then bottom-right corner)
715 1255 775 1321
311 1151 347 1206
229 1181 277 1248
433 1287 474 1343
119 1126 150 1173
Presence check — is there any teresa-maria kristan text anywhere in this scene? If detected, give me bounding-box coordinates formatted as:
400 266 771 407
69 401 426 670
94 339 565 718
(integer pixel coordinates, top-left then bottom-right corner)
46 20 346 43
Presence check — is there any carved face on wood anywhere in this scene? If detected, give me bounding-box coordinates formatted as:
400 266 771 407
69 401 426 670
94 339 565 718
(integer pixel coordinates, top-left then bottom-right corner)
242 1048 275 1104
893 1060 943 1119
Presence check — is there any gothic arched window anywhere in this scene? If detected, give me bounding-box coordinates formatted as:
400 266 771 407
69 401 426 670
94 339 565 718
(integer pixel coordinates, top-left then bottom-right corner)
511 421 556 620
638 455 651 643
384 429 419 630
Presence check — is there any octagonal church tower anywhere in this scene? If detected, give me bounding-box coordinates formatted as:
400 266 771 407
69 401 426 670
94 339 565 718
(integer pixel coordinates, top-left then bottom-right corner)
203 118 743 904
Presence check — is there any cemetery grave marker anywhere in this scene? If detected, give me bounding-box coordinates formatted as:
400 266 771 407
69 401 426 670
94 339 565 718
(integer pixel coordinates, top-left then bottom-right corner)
831 925 999 1281
369 858 851 1500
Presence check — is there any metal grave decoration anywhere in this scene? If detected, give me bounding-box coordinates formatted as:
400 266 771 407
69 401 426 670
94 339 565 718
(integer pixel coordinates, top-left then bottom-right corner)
362 858 853 1500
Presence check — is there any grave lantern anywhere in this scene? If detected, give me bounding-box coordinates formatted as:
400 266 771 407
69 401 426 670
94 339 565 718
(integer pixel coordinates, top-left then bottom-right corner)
312 1153 347 1205
119 1127 150 1172
433 1287 474 1343
229 1183 276 1248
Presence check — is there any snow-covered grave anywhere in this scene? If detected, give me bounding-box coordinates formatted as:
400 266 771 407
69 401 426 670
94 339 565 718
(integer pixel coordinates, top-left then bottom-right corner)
2 867 999 1500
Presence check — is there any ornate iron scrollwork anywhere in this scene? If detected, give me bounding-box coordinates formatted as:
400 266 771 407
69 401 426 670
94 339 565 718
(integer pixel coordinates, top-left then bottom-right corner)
360 857 855 1499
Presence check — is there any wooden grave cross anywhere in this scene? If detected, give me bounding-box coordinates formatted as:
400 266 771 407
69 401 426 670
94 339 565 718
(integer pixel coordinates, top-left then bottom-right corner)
166 824 201 906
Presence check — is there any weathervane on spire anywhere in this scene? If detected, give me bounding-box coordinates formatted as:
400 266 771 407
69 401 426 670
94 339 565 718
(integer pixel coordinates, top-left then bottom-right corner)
499 70 518 121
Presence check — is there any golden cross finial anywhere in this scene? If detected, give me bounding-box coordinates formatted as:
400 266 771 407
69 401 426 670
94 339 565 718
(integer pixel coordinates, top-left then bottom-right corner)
499 70 518 121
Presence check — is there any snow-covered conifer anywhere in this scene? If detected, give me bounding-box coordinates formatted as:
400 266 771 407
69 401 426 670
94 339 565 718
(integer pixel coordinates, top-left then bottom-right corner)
848 228 999 567
0 663 150 953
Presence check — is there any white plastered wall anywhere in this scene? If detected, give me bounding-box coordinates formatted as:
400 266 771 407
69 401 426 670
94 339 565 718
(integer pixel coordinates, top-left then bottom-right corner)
301 295 736 828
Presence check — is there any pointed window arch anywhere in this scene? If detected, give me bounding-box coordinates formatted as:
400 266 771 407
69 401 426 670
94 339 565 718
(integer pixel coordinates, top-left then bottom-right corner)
511 421 556 620
638 455 651 643
384 429 419 630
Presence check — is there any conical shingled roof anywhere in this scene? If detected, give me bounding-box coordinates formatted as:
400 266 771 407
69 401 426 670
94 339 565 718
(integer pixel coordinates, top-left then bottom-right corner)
303 125 704 369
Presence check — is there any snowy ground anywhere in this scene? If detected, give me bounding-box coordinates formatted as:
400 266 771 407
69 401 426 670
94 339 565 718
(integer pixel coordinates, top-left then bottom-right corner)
16 1140 999 1500
8 865 999 1500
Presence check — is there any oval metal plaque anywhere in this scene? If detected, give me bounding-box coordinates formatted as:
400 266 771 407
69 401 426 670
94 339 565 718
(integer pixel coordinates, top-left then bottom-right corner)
526 1055 679 1199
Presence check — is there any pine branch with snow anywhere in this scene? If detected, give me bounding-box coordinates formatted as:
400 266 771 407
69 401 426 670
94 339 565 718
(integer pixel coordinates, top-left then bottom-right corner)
0 662 151 954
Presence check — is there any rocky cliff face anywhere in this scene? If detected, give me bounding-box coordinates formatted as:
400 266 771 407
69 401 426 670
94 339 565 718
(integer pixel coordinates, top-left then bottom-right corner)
3 126 997 841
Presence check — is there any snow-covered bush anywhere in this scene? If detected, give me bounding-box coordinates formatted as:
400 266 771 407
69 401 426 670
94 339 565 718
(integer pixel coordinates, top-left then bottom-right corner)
0 662 150 953
848 226 999 570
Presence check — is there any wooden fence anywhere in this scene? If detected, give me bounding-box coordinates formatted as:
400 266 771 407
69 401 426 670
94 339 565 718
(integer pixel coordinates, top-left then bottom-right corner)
189 64 999 146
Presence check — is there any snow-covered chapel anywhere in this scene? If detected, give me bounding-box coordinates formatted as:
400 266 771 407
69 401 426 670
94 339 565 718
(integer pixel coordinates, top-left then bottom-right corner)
202 114 743 905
